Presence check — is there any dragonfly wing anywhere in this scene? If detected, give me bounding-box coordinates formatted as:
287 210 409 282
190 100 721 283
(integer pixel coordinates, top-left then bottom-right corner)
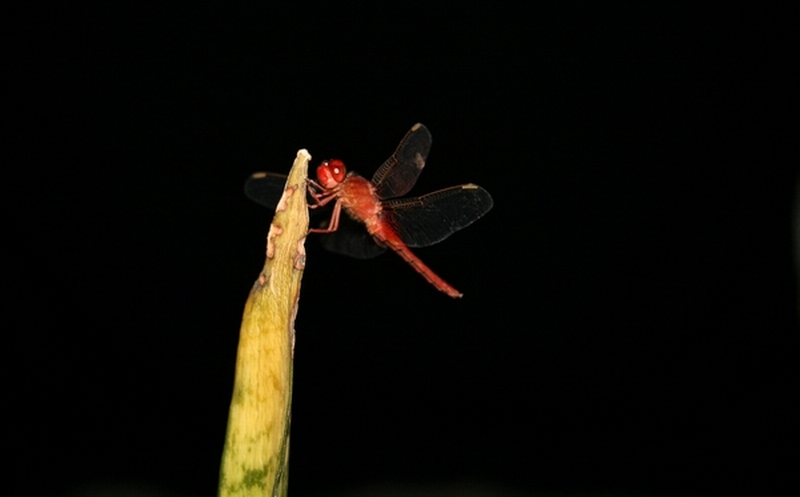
381 184 493 247
319 215 387 259
244 172 289 209
371 123 432 199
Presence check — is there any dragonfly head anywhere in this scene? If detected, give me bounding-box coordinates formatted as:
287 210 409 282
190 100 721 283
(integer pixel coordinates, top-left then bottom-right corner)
317 159 347 188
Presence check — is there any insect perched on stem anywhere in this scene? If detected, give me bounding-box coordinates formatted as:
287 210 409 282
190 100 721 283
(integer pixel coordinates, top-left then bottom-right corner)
246 123 493 298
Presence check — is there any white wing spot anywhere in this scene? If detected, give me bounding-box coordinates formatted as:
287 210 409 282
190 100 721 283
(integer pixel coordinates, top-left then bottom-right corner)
414 153 425 170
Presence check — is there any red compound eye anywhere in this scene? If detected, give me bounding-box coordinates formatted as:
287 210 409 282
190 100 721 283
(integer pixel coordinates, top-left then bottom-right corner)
316 159 347 188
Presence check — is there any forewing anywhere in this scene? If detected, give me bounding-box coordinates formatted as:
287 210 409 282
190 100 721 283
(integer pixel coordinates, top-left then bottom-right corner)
381 184 493 247
371 123 432 199
244 172 289 209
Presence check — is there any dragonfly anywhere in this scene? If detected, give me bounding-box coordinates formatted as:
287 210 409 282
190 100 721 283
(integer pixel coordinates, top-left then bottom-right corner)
245 123 493 298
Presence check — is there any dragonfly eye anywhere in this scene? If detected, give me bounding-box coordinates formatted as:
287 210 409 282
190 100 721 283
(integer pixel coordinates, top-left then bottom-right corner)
317 159 347 188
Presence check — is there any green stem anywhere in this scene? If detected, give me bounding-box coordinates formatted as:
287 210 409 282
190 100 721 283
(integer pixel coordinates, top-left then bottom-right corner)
219 150 310 497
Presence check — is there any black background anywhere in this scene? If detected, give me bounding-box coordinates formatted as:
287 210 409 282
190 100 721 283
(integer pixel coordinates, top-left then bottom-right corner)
10 4 795 497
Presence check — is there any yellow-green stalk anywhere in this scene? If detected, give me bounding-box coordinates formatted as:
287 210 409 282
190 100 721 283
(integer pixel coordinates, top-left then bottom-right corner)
219 150 310 497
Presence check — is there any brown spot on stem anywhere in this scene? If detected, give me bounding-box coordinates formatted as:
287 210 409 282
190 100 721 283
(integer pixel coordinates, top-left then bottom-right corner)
266 224 284 259
293 236 307 270
289 297 300 358
276 185 297 213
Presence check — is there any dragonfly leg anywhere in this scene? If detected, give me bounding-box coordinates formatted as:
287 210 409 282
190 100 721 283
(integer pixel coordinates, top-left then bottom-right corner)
306 179 338 208
308 199 343 234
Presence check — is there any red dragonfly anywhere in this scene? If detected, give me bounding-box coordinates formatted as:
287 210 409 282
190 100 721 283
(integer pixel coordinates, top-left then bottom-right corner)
245 123 493 298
